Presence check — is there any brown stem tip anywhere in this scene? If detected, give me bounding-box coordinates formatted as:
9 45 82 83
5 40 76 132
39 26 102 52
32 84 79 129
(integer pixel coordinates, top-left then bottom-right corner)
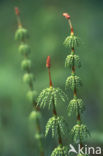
63 13 74 35
46 56 51 68
62 13 70 19
46 56 52 87
15 7 20 16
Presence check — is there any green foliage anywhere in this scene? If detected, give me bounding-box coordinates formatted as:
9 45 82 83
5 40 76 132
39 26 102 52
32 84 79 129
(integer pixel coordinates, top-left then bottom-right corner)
51 145 68 156
71 123 90 143
65 54 81 68
29 110 41 120
21 59 31 70
19 44 31 56
66 75 82 90
14 14 45 155
27 90 37 102
64 35 79 48
37 87 67 109
45 116 66 137
23 73 33 84
15 28 29 41
68 98 85 116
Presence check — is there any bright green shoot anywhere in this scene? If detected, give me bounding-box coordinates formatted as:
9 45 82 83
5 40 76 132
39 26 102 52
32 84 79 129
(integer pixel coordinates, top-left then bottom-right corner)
14 7 44 156
63 12 90 155
37 56 68 156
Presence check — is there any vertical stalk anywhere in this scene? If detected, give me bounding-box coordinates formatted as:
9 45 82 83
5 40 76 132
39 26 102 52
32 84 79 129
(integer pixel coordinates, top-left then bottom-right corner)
46 56 63 146
52 99 63 146
14 7 44 156
63 13 84 149
72 38 83 150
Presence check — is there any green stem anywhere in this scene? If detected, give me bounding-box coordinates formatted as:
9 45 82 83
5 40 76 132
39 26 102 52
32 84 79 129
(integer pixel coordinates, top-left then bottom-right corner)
72 47 83 149
36 117 44 156
15 10 44 156
25 58 44 156
52 97 63 146
47 60 63 146
71 48 77 98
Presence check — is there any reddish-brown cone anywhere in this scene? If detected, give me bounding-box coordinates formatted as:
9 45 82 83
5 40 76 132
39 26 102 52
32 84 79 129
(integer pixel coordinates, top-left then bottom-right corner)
46 56 51 68
62 13 70 19
15 7 20 16
46 56 52 87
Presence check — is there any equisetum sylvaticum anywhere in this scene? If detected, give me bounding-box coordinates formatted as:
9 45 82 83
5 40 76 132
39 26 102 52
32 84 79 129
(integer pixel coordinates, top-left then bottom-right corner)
14 7 44 156
37 56 68 156
63 13 90 156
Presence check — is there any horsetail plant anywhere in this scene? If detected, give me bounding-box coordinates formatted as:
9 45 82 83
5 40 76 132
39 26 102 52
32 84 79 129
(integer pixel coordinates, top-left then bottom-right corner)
37 56 68 156
63 13 90 156
14 7 44 156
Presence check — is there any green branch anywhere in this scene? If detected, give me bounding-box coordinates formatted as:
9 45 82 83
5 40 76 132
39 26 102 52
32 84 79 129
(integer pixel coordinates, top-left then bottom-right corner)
37 56 68 156
14 7 44 156
63 12 90 155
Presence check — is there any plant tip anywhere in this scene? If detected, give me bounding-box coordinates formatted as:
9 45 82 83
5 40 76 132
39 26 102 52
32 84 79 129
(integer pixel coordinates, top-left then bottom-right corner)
15 7 20 16
62 13 70 19
46 56 51 68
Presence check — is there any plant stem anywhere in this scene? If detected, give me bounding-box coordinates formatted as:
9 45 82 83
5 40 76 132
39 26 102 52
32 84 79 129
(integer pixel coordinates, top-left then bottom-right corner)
67 21 83 148
52 98 63 146
36 118 44 156
47 58 63 146
72 47 83 148
48 68 52 87
68 19 74 35
71 37 83 150
14 7 44 156
63 13 89 152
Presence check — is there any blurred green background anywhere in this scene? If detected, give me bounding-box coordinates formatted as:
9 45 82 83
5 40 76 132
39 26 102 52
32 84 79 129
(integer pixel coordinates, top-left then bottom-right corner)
0 0 103 155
